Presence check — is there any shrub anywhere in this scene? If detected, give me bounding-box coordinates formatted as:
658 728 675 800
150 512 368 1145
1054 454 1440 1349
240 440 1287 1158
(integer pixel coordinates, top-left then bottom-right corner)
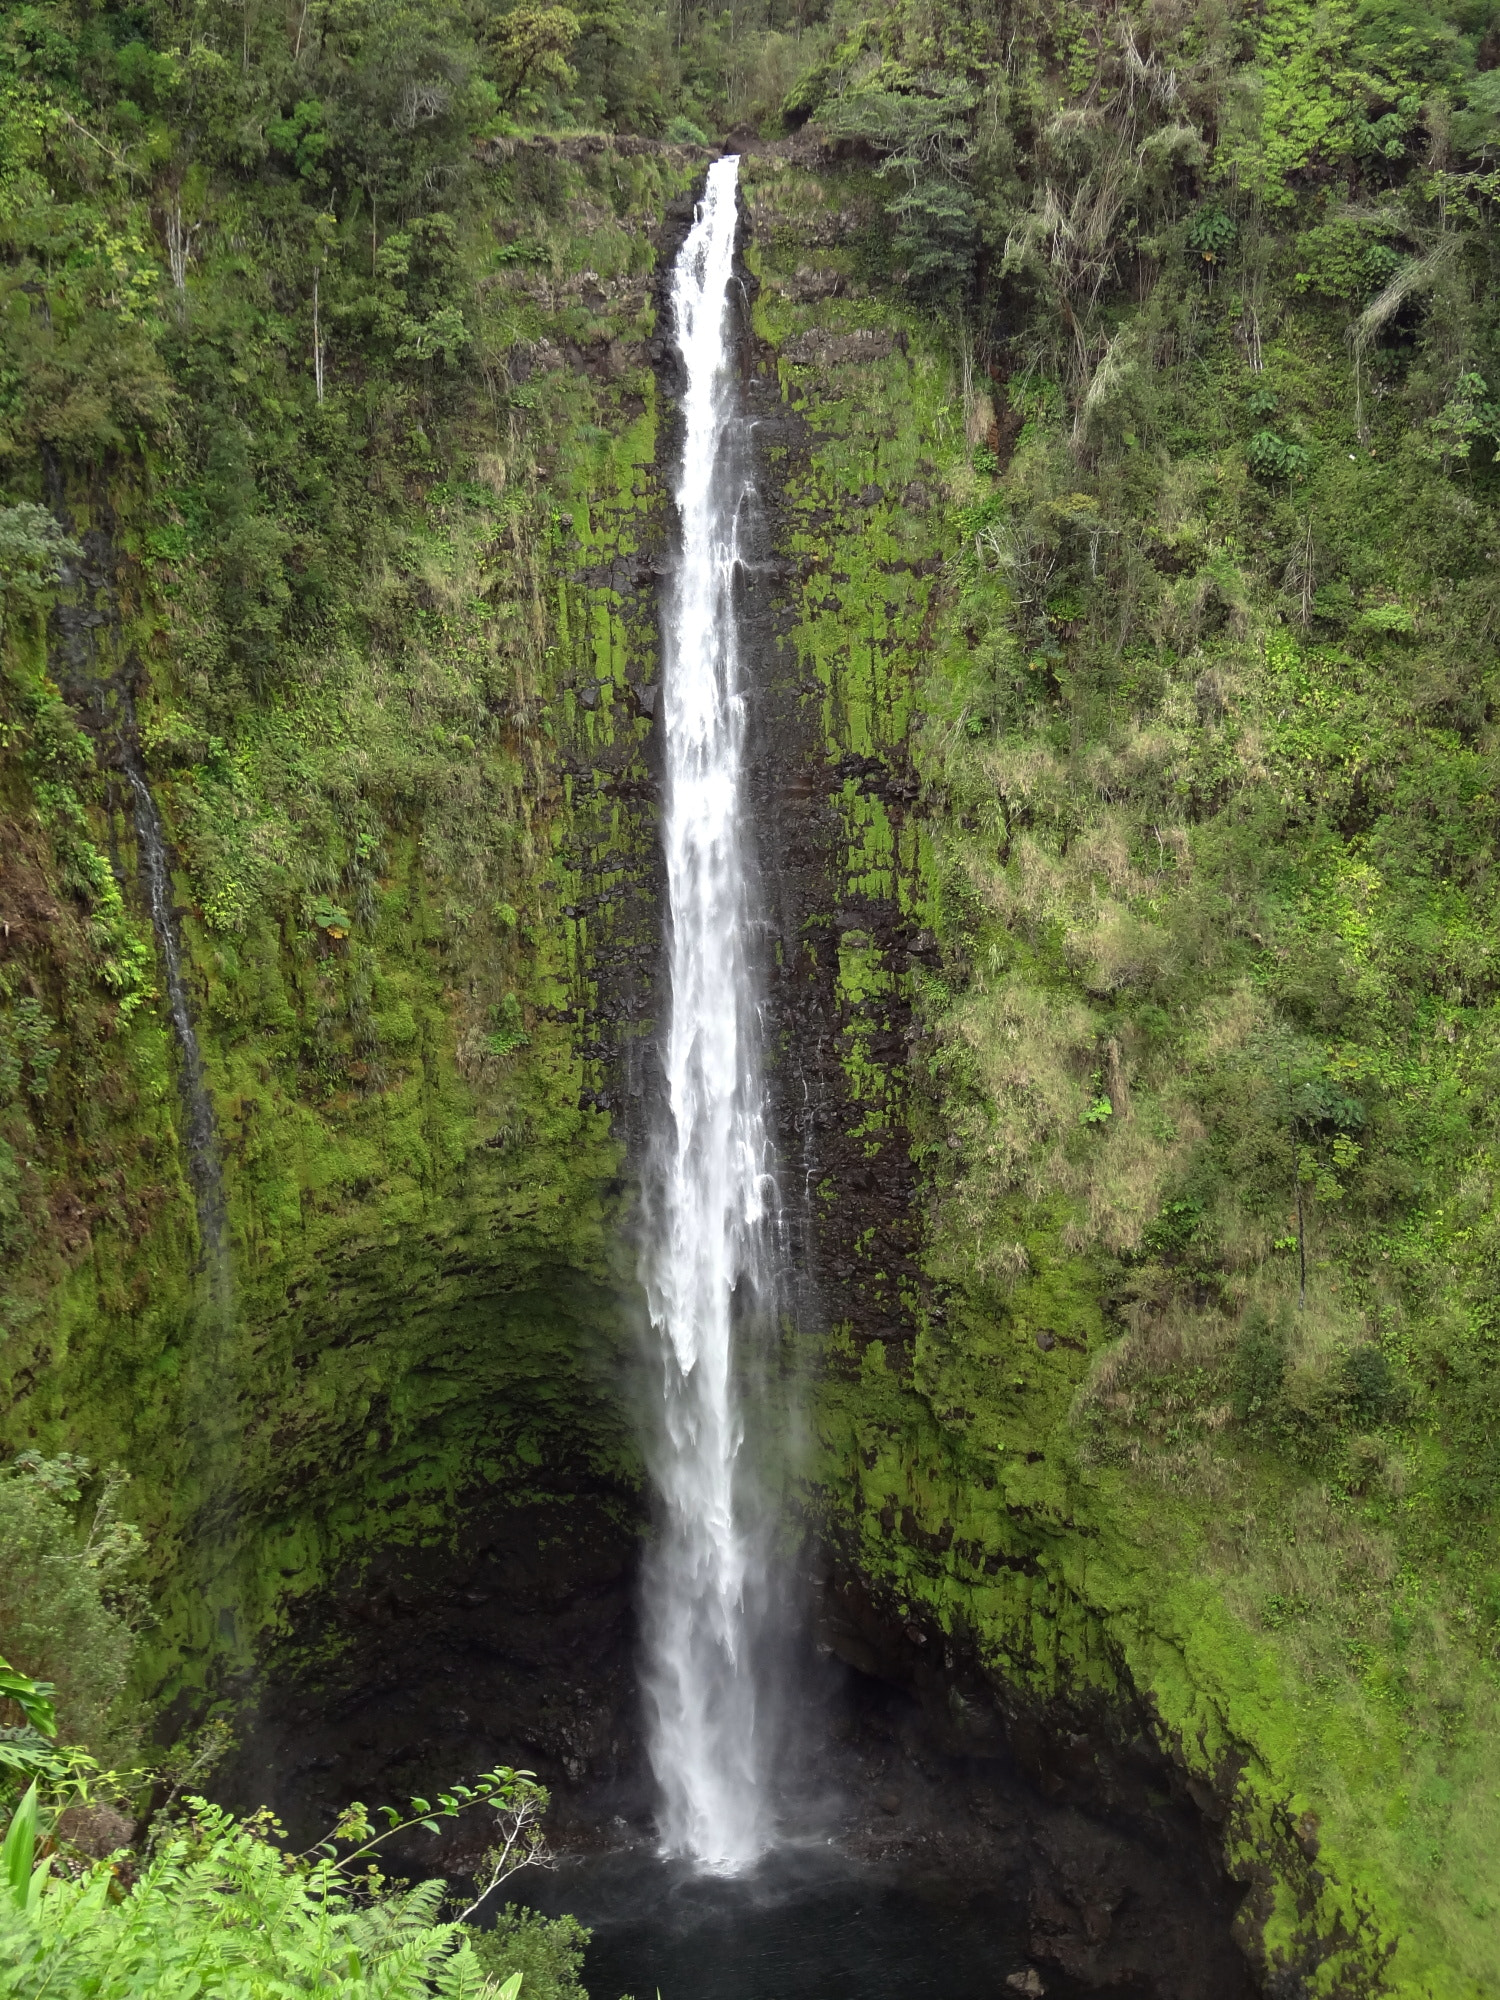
1292 217 1403 301
1246 429 1312 483
0 506 79 601
0 1795 509 1999
475 1904 590 2000
1231 1309 1289 1431
0 1456 143 1769
1342 1345 1398 1425
1187 207 1236 265
0 1767 557 1999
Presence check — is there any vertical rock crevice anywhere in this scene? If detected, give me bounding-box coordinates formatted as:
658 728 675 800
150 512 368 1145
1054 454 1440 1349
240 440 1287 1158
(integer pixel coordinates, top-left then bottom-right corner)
120 731 228 1293
40 462 228 1291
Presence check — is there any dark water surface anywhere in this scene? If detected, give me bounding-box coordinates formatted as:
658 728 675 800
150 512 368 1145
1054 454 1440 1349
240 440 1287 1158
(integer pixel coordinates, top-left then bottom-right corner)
517 1847 1093 2000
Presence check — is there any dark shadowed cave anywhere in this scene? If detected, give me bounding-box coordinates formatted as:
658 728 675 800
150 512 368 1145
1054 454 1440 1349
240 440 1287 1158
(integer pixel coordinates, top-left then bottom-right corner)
224 1489 1254 2000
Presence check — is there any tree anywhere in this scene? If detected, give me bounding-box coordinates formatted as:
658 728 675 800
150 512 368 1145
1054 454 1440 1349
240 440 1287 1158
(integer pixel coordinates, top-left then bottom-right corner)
815 62 980 308
0 1455 143 1772
485 8 581 108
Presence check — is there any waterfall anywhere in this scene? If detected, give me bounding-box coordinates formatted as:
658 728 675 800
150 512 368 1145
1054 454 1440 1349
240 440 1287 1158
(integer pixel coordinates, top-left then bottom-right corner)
640 154 778 1875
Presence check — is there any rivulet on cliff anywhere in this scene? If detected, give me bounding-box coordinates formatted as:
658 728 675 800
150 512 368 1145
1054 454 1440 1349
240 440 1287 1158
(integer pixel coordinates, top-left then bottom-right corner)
3 0 1500 1993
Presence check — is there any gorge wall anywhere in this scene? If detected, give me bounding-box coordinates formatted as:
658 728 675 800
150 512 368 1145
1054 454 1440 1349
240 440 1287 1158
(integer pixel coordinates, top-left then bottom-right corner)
3 71 1500 2000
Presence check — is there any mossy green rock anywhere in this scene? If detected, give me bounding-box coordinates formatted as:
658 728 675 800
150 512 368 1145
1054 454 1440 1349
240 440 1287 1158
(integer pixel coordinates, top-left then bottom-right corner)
3 135 1497 1997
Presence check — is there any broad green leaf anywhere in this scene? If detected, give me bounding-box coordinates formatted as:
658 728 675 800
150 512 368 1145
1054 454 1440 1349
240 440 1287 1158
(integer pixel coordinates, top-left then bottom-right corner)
1 1784 38 1910
25 1852 51 1916
0 1660 57 1740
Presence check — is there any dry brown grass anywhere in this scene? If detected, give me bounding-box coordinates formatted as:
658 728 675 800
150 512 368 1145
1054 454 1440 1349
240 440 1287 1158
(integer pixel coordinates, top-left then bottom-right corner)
943 700 1265 1258
1071 1090 1205 1251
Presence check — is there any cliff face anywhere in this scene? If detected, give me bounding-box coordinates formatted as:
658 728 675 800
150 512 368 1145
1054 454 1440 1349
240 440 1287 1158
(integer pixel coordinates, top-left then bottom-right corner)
5 127 1499 1995
0 142 700 1700
735 157 1401 1998
0 134 945 1674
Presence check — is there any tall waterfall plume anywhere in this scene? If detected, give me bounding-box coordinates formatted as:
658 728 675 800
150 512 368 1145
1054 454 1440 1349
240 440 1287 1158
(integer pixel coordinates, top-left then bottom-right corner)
640 153 779 1875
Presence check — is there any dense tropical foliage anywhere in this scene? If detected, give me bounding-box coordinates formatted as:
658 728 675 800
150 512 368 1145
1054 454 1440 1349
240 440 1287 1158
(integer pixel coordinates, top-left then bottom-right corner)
8 0 1500 1982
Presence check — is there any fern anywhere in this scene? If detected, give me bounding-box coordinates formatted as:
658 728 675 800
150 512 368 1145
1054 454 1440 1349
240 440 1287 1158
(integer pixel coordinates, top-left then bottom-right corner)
0 1795 532 1999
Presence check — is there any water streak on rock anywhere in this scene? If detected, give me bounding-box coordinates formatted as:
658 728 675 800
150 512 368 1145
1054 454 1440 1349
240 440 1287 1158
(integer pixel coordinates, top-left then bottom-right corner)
124 747 228 1294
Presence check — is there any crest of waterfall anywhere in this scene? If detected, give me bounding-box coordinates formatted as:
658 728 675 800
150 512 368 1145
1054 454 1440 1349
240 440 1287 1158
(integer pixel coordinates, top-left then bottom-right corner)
640 154 778 1875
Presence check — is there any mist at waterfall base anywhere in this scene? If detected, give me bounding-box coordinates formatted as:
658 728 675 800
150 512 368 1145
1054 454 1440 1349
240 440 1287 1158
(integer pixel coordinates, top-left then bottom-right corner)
513 1846 1095 2000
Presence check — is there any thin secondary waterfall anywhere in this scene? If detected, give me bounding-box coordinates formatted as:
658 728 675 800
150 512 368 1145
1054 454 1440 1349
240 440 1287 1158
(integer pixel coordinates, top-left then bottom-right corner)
640 153 777 1875
122 745 229 1301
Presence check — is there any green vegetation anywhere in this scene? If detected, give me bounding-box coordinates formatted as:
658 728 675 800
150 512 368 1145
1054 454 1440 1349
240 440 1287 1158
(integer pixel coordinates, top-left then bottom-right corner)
474 1907 590 2000
0 1759 554 2000
7 0 1500 1987
0 1820 507 2000
0 1479 581 2000
0 1453 143 1768
737 0 1500 1990
0 0 683 1699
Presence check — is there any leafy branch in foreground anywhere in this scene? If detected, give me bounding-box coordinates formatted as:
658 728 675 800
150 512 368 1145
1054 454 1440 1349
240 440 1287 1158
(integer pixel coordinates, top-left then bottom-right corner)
0 1765 551 1999
301 1766 554 1920
0 1654 116 1809
0 1657 58 1778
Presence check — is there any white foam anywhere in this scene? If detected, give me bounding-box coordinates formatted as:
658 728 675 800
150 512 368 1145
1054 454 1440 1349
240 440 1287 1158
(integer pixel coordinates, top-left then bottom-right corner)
639 155 775 1875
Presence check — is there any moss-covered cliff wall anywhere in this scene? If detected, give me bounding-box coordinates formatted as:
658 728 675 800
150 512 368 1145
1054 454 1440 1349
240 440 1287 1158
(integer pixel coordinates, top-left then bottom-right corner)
8 0 1500 1984
735 139 1500 1998
0 139 721 1710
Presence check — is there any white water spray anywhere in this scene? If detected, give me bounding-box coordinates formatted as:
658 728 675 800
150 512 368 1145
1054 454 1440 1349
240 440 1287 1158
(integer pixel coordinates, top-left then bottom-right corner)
641 154 777 1875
